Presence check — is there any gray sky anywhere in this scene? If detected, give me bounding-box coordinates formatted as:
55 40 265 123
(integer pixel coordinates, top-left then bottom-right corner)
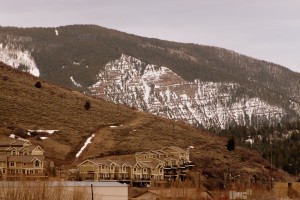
1 0 300 73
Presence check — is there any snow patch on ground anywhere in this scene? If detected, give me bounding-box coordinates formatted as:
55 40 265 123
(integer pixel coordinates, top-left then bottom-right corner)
70 76 82 87
9 134 16 138
40 137 48 140
28 130 59 134
0 43 40 77
245 139 254 145
76 134 95 158
55 29 59 36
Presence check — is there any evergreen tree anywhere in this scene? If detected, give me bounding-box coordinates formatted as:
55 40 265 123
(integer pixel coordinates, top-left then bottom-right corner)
84 100 91 110
227 136 235 151
35 81 42 88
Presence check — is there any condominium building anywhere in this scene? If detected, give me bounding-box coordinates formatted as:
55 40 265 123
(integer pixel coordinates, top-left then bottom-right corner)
0 139 45 180
77 146 194 186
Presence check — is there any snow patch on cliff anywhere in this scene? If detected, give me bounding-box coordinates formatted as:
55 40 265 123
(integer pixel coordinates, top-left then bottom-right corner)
70 76 82 87
0 43 40 77
89 54 285 128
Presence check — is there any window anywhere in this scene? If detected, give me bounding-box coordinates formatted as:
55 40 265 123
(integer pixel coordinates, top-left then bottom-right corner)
133 167 137 172
110 165 114 170
11 150 17 155
23 163 27 166
35 160 39 167
143 168 147 173
122 165 126 172
101 165 105 169
10 162 15 167
144 156 147 159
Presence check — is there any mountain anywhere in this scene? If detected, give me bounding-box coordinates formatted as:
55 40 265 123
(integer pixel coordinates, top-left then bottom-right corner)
0 62 287 188
0 25 300 128
89 54 285 128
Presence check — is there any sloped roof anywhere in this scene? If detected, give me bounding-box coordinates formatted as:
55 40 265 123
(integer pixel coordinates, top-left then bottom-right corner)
0 147 9 151
7 155 44 163
11 140 30 147
0 139 31 147
77 159 99 167
108 158 129 166
6 146 24 151
0 139 14 147
149 150 167 156
26 145 44 152
134 188 212 199
162 146 187 153
123 158 137 167
0 155 8 162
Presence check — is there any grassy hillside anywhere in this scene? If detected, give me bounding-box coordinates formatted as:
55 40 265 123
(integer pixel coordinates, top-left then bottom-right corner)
0 62 287 187
1 25 300 120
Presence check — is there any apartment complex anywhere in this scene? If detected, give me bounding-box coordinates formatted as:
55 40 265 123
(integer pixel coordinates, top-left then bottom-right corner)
0 139 45 180
77 146 194 186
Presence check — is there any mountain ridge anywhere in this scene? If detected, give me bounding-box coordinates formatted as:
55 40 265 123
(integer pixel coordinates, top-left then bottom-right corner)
1 24 300 128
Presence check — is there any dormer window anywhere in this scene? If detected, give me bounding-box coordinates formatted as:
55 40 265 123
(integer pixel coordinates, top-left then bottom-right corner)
122 165 126 172
133 167 137 172
11 150 17 155
35 160 40 167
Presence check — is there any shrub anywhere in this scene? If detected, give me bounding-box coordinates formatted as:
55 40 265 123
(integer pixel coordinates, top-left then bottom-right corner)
35 81 42 88
13 128 29 138
226 136 235 151
84 100 91 110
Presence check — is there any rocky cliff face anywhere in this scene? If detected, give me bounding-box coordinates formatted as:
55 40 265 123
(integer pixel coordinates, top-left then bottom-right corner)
0 40 40 77
89 55 285 128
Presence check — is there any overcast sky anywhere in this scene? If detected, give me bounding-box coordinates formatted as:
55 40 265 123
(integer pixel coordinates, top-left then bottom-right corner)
1 0 300 73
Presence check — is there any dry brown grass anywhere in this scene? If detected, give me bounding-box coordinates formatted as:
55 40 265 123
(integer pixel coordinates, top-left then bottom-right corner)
0 181 90 200
0 63 288 188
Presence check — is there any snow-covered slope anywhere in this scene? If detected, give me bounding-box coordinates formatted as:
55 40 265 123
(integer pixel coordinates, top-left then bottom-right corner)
0 42 39 77
89 55 288 128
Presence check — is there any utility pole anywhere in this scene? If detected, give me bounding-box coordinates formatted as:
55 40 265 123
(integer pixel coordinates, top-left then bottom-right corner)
91 184 94 200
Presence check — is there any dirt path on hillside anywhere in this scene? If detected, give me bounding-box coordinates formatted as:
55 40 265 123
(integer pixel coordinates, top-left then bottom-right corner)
69 111 147 163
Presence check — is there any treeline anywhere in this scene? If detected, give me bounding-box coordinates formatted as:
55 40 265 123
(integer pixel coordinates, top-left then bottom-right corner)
215 121 300 176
